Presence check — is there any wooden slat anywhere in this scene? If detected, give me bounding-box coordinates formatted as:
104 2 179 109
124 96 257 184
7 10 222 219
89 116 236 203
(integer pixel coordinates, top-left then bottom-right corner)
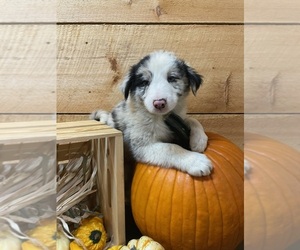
0 120 54 129
56 120 122 143
245 114 300 150
193 114 244 149
57 115 90 123
57 24 244 114
245 0 300 23
57 0 243 23
2 1 297 25
245 25 300 113
0 1 56 23
56 120 105 129
4 0 299 24
57 114 244 149
3 0 297 24
0 25 56 113
0 120 55 144
0 114 54 123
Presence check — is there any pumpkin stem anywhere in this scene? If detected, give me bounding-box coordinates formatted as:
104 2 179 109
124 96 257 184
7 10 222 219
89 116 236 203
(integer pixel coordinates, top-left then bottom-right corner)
89 230 102 244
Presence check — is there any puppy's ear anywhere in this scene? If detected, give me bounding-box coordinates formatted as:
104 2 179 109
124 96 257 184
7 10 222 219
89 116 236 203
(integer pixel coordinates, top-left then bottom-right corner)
186 65 203 96
120 66 136 100
120 74 131 100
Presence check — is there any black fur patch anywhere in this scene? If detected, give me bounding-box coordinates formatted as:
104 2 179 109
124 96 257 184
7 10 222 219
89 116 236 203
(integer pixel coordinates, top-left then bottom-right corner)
174 60 203 95
185 64 203 95
164 112 191 150
124 55 150 100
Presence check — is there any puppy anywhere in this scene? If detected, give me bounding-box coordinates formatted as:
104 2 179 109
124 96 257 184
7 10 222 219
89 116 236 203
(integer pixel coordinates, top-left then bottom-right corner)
91 51 212 177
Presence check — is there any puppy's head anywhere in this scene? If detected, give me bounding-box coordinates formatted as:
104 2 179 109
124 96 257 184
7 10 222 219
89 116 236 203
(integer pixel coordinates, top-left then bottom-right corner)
121 51 203 115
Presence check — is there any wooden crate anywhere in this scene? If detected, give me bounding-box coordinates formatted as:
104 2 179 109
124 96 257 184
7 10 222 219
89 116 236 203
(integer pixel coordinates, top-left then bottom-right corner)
57 120 125 246
0 120 125 246
0 120 56 171
0 120 56 237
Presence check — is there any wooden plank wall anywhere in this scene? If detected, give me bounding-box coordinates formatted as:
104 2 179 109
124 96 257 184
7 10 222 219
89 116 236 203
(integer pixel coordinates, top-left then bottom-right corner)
2 1 299 149
244 2 300 150
0 0 239 149
55 0 244 148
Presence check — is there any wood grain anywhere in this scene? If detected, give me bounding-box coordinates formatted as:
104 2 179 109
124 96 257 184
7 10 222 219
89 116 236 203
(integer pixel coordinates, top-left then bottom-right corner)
245 114 300 150
2 24 298 114
57 0 243 24
3 0 298 24
0 0 56 23
245 25 300 113
57 24 244 114
0 25 56 113
245 0 300 23
0 120 55 144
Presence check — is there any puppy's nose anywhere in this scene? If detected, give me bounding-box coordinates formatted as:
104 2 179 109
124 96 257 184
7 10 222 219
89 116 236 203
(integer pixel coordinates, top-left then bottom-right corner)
153 99 167 110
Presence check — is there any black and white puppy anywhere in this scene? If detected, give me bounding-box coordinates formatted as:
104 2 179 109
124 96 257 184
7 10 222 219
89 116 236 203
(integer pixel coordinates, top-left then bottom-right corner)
91 50 212 176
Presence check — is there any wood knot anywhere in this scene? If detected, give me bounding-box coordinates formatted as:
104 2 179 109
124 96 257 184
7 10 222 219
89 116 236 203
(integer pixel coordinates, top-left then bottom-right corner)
107 56 121 85
224 72 232 106
155 5 162 17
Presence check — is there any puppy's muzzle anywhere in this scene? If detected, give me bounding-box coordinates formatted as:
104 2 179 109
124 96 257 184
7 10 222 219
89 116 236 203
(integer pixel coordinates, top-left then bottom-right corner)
153 99 167 110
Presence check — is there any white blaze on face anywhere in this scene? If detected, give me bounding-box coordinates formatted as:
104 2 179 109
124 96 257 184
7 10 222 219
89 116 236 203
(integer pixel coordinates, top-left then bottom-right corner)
141 51 180 114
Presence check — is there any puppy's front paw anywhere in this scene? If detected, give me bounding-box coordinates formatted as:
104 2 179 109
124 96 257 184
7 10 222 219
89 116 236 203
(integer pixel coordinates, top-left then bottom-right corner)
184 152 213 176
244 159 251 175
90 110 113 126
190 132 208 153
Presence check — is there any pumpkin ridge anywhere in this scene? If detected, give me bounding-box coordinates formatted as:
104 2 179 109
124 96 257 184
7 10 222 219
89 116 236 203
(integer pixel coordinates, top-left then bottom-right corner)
154 168 169 240
244 181 267 249
206 155 224 250
246 151 299 230
248 152 278 249
244 156 268 249
169 170 178 250
208 148 244 249
211 151 243 248
193 176 198 249
144 166 162 235
207 146 243 179
205 132 231 143
131 163 156 233
207 140 240 151
207 139 243 160
194 176 207 250
181 174 199 250
245 147 300 181
154 167 170 241
245 153 296 245
132 164 150 233
131 163 148 207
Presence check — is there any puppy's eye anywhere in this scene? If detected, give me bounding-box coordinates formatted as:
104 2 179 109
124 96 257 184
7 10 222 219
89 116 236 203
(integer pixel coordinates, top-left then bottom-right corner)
167 76 178 83
140 80 149 87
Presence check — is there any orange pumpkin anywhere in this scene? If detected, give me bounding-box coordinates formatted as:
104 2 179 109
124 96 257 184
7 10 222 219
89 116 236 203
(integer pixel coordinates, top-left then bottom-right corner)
244 133 300 249
131 132 244 250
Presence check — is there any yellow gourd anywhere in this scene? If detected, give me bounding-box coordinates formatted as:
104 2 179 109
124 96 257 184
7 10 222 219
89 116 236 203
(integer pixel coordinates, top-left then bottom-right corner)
57 231 70 250
70 216 107 250
108 236 164 250
107 246 130 250
70 241 85 250
0 231 22 250
21 219 56 250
